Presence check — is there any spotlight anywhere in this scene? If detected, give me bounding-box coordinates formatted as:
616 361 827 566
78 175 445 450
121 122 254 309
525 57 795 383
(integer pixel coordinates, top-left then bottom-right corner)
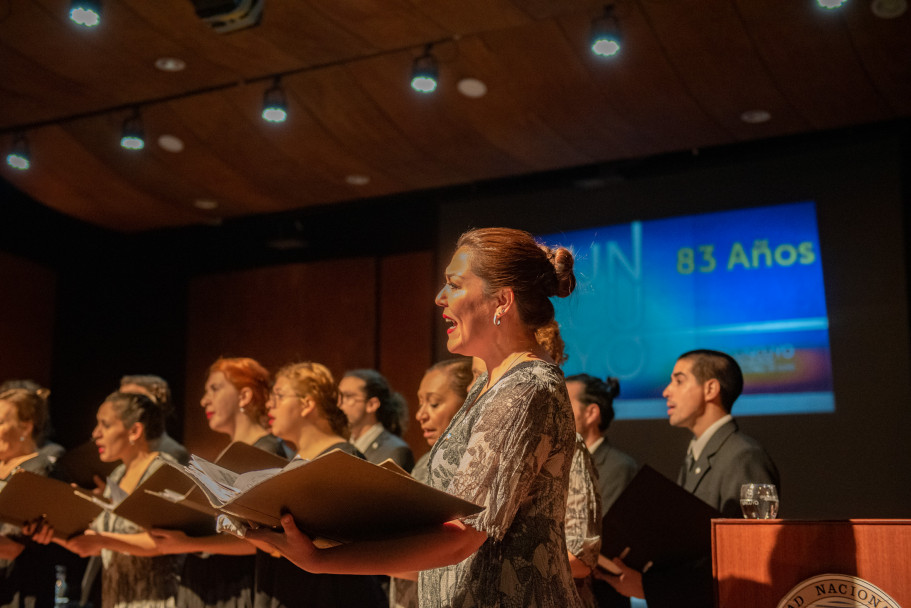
591 5 621 58
69 0 102 27
120 110 145 150
261 79 288 123
410 46 439 94
6 134 30 171
816 0 848 8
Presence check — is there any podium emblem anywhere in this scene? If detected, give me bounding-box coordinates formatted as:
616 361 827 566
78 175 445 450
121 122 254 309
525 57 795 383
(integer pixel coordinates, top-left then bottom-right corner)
776 573 901 608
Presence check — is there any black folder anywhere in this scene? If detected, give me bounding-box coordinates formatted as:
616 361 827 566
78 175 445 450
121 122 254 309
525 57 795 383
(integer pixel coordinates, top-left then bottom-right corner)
600 465 721 572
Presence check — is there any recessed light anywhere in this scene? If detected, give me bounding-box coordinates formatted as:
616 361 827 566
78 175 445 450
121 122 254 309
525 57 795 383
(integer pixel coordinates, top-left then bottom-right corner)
155 57 186 72
345 174 370 186
157 134 184 153
193 199 219 210
457 78 487 98
871 0 907 18
266 237 308 250
740 109 771 124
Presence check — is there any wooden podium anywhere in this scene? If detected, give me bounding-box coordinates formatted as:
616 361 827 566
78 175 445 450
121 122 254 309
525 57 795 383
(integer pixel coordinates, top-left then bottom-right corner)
712 519 911 608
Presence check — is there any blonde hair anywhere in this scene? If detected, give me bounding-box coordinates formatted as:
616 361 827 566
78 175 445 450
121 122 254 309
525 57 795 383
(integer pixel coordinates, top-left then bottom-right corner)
0 388 49 442
276 362 348 438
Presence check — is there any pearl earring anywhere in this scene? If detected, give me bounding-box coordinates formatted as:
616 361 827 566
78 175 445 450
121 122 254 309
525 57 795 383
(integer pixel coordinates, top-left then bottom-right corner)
19 435 26 442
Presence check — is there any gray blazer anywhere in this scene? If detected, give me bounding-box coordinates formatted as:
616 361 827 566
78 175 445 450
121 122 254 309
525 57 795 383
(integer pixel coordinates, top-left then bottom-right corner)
362 428 415 473
641 420 779 608
677 419 779 518
591 439 638 514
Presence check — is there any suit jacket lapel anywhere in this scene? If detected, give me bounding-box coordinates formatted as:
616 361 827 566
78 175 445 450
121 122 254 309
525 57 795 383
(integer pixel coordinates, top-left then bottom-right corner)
681 420 737 493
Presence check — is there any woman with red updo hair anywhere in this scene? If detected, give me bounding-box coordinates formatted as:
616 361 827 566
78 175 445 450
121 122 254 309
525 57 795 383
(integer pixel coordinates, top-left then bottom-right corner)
250 227 584 608
151 357 292 608
202 358 287 449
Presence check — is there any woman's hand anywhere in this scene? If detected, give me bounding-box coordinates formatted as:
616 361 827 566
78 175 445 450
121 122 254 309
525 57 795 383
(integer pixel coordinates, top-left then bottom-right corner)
245 514 318 571
62 530 105 557
21 520 55 545
148 528 191 554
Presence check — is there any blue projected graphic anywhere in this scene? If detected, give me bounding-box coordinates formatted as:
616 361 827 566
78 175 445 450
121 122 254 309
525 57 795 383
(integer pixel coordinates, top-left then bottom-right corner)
544 201 835 419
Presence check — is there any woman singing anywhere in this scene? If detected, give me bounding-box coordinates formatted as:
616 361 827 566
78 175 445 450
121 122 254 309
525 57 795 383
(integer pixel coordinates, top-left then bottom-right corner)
34 391 184 608
249 227 582 607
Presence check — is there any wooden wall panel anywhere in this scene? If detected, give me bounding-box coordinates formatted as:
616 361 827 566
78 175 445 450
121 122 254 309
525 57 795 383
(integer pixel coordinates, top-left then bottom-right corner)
184 257 378 459
378 251 436 460
0 252 55 387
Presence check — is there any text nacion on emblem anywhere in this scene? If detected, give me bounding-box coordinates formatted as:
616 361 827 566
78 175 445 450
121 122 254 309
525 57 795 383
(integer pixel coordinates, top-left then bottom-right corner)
776 573 902 608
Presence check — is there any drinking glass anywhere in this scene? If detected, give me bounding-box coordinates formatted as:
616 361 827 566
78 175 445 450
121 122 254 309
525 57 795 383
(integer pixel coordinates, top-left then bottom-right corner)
740 483 779 519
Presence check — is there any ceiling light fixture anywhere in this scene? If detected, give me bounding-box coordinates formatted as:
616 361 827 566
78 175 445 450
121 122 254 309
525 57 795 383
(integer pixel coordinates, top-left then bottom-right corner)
457 78 488 98
261 78 288 123
6 134 30 171
193 199 219 210
154 57 186 72
120 109 145 150
591 4 622 58
410 45 439 94
740 109 772 124
69 0 102 27
345 174 370 186
157 134 185 153
816 0 848 8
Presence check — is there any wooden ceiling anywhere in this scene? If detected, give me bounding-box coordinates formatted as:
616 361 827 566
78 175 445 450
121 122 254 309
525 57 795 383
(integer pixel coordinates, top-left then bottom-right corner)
1 0 909 232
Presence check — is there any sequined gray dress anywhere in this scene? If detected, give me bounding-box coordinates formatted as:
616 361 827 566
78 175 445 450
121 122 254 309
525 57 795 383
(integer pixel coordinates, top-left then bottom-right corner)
418 360 582 608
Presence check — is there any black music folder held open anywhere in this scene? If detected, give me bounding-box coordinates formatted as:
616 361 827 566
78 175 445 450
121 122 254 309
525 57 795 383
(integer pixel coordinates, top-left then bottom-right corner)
600 464 721 572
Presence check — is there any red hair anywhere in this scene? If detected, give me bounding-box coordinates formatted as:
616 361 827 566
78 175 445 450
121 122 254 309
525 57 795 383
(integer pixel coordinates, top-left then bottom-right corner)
456 227 576 330
208 357 272 424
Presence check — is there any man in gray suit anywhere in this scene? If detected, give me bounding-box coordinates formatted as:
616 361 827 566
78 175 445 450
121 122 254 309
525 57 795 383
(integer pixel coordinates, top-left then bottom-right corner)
338 369 414 472
566 374 638 513
670 350 779 518
605 349 779 607
566 374 637 608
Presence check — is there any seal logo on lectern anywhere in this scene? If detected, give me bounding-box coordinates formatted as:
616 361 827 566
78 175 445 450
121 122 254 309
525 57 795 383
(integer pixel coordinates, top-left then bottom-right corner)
776 573 901 608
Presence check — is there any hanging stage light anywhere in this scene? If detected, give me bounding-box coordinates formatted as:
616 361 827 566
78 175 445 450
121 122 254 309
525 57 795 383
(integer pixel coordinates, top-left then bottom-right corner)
6 134 30 171
816 0 848 8
410 46 439 94
69 0 102 27
261 79 288 123
120 110 145 150
590 5 622 58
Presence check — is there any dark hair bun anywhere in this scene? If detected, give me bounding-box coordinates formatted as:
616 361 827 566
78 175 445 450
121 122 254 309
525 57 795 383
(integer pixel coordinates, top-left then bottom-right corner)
551 246 575 298
605 377 620 399
539 245 576 298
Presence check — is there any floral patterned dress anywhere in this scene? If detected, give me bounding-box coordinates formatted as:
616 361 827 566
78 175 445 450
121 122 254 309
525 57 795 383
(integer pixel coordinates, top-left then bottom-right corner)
564 435 602 608
389 451 431 608
418 360 582 608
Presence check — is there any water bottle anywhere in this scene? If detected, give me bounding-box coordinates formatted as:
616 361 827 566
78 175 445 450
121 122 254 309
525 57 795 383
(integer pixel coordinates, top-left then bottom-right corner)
54 565 69 606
